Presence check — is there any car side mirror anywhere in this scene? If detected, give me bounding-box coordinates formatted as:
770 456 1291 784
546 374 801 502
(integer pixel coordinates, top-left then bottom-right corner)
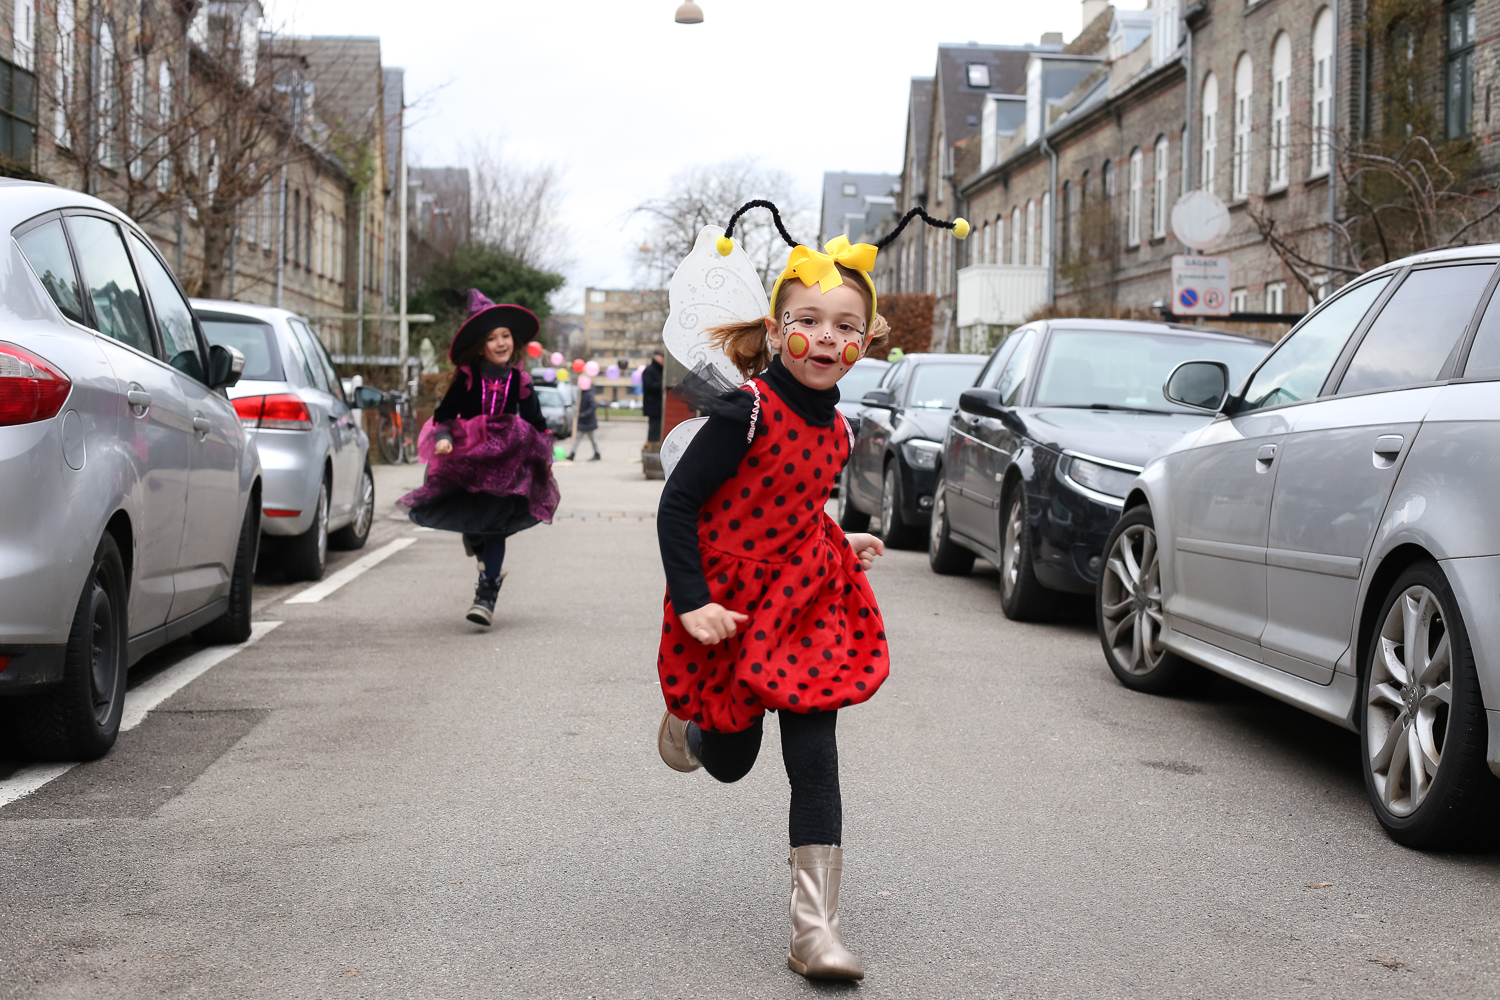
1163 360 1230 412
958 387 1007 419
351 385 385 409
209 344 245 389
860 388 894 408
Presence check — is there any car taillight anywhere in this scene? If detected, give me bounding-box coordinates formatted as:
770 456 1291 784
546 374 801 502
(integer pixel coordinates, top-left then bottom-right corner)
0 341 71 426
233 393 312 430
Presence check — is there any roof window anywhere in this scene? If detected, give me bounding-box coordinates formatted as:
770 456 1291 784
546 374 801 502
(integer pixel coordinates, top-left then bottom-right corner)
967 63 991 88
841 182 858 197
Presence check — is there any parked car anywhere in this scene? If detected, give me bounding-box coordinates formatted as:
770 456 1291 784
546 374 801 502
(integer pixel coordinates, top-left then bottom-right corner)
837 352 986 547
196 300 375 582
609 396 644 410
834 356 891 438
1097 247 1500 849
928 319 1271 619
0 183 259 761
536 383 574 438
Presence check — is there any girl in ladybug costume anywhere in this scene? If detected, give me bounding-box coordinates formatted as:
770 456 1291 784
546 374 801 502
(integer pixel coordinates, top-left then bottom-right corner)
654 201 968 981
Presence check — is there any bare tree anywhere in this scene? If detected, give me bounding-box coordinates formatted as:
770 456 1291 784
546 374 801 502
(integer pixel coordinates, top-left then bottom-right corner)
461 139 569 271
631 161 814 288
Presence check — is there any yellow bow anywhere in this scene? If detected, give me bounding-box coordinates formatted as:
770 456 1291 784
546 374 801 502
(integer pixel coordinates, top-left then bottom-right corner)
783 236 879 294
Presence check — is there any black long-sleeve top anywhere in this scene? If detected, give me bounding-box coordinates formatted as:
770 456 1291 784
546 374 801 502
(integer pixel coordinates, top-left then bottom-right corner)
657 356 843 616
433 362 548 443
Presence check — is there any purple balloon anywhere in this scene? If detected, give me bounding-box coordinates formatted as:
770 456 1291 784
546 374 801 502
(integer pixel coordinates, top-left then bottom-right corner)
606 364 621 380
630 369 643 386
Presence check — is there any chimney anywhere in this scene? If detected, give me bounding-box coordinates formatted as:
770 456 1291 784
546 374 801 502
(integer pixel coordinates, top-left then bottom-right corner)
1080 0 1108 33
1041 31 1064 45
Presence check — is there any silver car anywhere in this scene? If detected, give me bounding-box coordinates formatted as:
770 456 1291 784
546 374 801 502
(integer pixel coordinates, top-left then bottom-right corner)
195 301 374 581
0 183 259 761
1098 245 1500 849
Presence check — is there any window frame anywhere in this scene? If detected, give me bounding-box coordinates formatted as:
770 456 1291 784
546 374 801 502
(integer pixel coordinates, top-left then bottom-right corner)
58 209 161 361
1270 33 1291 190
1440 259 1500 382
1127 147 1143 247
1153 135 1169 239
123 227 212 385
1310 9 1334 177
1446 0 1476 140
1233 54 1253 200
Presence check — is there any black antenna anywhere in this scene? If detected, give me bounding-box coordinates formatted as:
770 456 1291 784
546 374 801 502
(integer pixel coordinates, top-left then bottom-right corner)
874 207 962 250
723 199 801 249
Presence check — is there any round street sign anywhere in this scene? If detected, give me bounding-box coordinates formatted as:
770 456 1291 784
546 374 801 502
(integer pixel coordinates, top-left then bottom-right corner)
1171 190 1231 251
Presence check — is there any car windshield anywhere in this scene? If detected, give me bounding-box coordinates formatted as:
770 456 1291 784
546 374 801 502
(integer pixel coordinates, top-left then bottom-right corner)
838 363 889 402
905 361 984 409
200 318 283 381
536 387 564 408
1033 330 1270 413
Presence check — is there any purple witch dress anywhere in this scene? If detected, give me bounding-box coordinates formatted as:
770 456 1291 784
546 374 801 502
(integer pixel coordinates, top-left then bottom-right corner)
398 364 559 539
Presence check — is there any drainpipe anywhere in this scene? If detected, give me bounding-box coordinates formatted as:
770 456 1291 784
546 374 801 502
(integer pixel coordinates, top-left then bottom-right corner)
1327 0 1340 284
275 164 287 307
1040 133 1058 305
1183 23 1194 193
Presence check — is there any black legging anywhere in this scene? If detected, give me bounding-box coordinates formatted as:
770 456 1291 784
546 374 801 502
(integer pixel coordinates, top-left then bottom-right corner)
687 710 841 847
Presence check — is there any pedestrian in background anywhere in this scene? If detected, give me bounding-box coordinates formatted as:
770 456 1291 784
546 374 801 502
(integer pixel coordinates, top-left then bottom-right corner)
642 348 664 443
568 384 601 461
399 290 559 626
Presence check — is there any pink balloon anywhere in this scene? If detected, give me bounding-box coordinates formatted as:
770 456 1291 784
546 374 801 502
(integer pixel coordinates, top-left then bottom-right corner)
577 376 592 390
550 352 564 366
584 360 601 377
630 369 644 386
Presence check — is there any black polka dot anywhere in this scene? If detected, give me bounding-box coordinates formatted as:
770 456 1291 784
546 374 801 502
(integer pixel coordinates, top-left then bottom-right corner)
821 688 833 697
817 434 825 445
808 667 820 677
762 476 774 487
748 456 759 468
741 487 751 498
863 666 875 674
800 637 812 648
752 507 764 518
770 443 782 455
802 449 812 460
797 682 809 690
788 694 799 704
767 527 778 538
768 681 779 690
783 585 794 597
729 520 741 530
775 496 787 506
721 499 731 510
751 663 763 674
777 667 787 677
774 410 784 421
855 681 867 691
673 643 685 654
667 675 678 686
709 530 719 541
822 650 833 660
815 619 825 629
687 662 699 674
788 428 798 440
743 540 755 551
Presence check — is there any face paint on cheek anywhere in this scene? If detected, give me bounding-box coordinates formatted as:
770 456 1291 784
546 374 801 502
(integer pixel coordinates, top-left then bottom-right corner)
787 332 810 359
841 343 860 366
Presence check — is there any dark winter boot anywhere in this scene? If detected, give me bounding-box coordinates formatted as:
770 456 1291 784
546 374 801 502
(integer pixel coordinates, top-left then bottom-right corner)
466 574 503 626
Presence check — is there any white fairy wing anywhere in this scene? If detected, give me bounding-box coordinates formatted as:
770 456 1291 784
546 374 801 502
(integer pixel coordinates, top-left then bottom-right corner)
661 225 768 388
660 416 707 481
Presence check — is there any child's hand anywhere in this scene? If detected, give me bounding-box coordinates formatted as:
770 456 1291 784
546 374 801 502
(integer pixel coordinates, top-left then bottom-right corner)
435 439 453 455
679 603 750 646
844 532 885 570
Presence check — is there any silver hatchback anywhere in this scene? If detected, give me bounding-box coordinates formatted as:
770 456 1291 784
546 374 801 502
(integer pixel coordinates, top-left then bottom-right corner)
1098 245 1500 849
195 301 374 581
0 184 260 761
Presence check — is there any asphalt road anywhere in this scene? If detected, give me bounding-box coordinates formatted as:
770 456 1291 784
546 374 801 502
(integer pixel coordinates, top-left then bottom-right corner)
4 420 1500 998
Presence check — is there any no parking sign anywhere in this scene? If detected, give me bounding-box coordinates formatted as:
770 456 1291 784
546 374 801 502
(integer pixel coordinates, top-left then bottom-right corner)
1170 255 1231 317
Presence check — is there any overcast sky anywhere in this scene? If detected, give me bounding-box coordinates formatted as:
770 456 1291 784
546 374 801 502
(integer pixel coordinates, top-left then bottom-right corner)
275 0 1143 312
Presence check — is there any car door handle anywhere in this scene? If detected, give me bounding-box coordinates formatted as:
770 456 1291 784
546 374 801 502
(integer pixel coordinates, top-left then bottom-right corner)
126 388 151 410
1373 434 1404 456
1255 443 1277 472
192 415 211 438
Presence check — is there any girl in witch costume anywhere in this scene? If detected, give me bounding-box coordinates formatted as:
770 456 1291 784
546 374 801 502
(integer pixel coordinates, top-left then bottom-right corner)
399 290 559 626
654 202 969 981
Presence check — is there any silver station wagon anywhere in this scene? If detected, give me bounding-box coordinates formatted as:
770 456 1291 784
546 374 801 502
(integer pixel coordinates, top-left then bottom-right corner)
1098 245 1500 849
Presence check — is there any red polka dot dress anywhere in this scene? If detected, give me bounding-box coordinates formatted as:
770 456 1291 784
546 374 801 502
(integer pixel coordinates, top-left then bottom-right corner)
658 377 890 733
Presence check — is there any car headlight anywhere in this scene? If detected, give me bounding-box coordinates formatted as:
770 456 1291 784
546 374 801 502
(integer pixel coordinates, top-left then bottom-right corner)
901 439 941 470
1060 454 1137 500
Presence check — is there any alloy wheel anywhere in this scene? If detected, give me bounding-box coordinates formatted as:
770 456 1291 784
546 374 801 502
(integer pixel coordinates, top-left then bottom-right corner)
928 484 947 559
1366 585 1453 818
352 471 374 538
1000 496 1024 600
1099 522 1166 674
880 467 897 538
315 485 329 566
87 577 118 725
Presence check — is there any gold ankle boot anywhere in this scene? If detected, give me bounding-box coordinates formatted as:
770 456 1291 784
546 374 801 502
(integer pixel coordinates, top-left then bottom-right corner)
786 845 864 980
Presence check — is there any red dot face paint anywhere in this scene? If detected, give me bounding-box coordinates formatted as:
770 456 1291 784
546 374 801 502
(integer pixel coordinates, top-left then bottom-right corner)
842 343 860 366
787 332 810 359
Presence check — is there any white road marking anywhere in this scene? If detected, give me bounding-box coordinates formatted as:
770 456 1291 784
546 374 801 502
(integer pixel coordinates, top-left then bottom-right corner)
283 536 416 604
0 620 283 810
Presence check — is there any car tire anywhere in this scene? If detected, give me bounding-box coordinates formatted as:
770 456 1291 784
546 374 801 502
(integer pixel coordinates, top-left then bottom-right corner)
1359 561 1500 850
996 485 1056 622
837 464 870 532
928 474 975 575
196 498 259 645
1095 505 1198 692
281 478 330 582
9 534 128 761
878 462 922 549
330 464 374 551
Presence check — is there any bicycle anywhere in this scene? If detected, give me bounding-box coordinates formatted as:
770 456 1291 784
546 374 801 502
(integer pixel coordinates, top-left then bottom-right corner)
376 389 418 464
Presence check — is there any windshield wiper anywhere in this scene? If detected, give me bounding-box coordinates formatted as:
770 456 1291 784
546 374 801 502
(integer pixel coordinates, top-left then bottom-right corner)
1052 403 1177 415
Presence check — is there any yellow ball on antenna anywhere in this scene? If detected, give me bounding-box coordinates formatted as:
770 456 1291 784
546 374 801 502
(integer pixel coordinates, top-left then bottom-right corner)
715 235 734 256
952 218 970 240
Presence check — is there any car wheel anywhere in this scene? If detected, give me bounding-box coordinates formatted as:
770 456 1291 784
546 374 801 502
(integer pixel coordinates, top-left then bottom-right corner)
1360 562 1500 849
282 478 329 582
878 463 921 549
1096 506 1197 692
837 464 869 532
997 486 1054 621
928 474 975 575
195 497 260 645
330 464 374 551
9 535 128 760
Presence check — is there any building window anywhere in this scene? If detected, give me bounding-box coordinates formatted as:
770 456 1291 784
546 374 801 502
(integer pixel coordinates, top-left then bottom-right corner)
128 62 145 179
1011 206 1021 265
1266 281 1287 313
261 181 273 250
1312 9 1334 176
1026 198 1037 265
967 63 991 88
1041 191 1051 267
841 181 857 197
1153 135 1169 238
53 2 72 147
1201 72 1218 195
12 0 33 71
1270 33 1291 189
1231 288 1248 312
1128 147 1143 247
1060 180 1071 262
96 20 116 169
1154 0 1180 66
1233 53 1253 199
1447 0 1476 139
